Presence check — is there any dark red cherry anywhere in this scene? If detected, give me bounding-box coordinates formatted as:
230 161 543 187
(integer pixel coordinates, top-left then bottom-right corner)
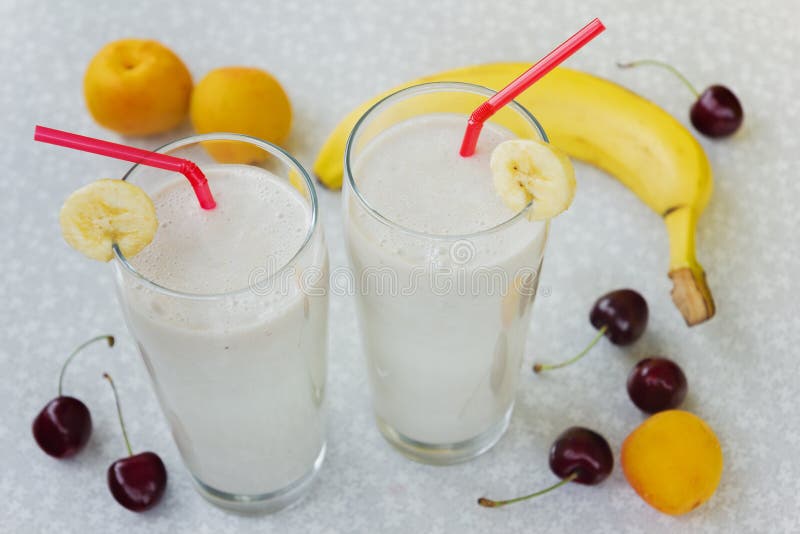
108 452 168 512
548 427 614 485
32 397 92 458
589 289 649 346
627 357 688 413
534 289 648 373
690 85 743 138
103 373 167 512
31 335 114 458
618 59 743 138
478 427 613 508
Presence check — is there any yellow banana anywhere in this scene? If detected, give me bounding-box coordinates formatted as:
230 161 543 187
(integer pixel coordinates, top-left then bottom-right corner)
314 64 715 326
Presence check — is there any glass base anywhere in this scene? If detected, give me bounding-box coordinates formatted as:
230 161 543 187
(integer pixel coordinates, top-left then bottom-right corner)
191 442 326 514
376 405 513 465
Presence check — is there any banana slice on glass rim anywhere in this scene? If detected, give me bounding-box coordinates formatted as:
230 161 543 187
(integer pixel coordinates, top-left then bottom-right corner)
59 179 158 262
490 139 576 221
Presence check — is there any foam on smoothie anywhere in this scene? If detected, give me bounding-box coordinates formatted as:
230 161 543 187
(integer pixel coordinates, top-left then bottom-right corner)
131 164 310 294
354 114 516 235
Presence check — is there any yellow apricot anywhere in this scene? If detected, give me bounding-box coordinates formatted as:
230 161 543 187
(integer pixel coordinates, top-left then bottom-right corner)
84 39 192 136
621 410 723 515
190 67 292 164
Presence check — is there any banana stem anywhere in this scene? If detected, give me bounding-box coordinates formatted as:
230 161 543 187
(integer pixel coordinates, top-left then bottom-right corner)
478 472 578 508
617 59 700 98
533 326 607 373
58 335 114 396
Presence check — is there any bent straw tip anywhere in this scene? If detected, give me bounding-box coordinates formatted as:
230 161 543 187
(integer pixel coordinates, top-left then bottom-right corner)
194 182 217 210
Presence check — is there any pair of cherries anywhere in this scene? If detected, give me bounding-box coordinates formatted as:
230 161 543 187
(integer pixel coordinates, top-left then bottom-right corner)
481 289 687 508
32 335 166 512
535 288 687 413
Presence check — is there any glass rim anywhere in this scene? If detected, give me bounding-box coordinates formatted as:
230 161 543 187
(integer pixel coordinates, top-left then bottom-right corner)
344 81 549 241
113 132 320 301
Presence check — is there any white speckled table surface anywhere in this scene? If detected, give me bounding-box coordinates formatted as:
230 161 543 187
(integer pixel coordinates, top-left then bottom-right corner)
1 0 799 532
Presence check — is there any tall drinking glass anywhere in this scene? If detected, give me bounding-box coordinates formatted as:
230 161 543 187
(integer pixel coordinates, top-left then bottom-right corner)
113 134 328 513
343 82 548 464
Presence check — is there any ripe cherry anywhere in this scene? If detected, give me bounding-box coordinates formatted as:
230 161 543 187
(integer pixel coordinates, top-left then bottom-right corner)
627 357 688 414
478 427 613 508
618 59 743 138
690 86 743 138
32 335 114 458
103 373 167 512
534 289 648 373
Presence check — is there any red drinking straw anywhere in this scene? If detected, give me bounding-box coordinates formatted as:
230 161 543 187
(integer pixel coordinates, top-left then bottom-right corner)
34 125 216 209
459 18 605 157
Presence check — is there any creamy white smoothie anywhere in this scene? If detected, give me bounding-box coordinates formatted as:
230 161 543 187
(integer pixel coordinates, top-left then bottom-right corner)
115 163 328 502
345 113 547 458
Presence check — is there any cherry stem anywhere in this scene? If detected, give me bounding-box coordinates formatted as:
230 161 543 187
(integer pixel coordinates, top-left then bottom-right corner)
534 325 607 373
58 335 114 397
478 472 579 508
103 373 133 457
617 59 700 98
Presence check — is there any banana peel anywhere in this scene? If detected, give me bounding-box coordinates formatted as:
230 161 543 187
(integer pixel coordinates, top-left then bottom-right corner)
315 64 715 326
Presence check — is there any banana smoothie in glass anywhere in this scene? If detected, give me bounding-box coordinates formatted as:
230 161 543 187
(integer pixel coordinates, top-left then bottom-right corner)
113 134 328 513
343 83 560 464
